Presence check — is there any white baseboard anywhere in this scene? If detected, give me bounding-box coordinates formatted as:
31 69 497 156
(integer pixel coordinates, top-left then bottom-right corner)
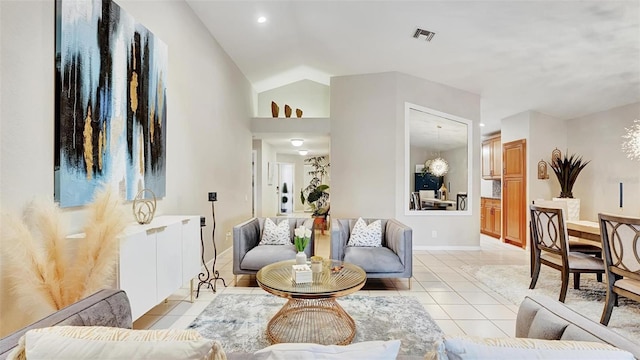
414 245 482 251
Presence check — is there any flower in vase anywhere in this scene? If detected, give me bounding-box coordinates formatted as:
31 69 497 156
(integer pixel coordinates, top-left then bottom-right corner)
294 226 312 252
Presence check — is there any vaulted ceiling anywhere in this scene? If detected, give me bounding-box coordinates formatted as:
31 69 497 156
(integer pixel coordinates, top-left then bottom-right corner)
187 0 640 137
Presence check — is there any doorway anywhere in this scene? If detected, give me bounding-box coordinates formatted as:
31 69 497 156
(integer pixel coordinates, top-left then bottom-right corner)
277 163 294 215
502 139 527 248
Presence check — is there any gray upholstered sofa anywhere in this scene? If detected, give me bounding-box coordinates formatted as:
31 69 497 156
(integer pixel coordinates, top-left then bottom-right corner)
1 290 638 359
233 217 315 284
331 218 412 287
516 294 640 358
0 289 132 360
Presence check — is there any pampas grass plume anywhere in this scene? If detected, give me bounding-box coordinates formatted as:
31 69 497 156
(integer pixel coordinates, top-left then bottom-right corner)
2 187 127 324
64 188 127 303
23 198 67 309
0 212 57 316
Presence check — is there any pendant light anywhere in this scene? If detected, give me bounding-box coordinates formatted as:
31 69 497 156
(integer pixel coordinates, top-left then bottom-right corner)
429 125 449 177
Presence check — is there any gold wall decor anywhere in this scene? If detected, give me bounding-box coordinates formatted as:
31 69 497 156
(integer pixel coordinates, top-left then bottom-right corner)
296 108 303 118
284 104 292 118
537 159 549 179
271 101 279 118
133 189 157 224
551 148 562 165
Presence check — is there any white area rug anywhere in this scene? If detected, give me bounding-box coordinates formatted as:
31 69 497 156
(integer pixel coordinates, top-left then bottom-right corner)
462 264 640 341
188 294 443 356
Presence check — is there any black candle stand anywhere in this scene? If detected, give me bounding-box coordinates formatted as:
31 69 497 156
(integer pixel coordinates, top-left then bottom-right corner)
195 194 227 297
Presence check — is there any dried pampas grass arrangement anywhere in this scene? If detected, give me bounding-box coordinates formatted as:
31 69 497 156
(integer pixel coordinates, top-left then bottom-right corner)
0 188 127 315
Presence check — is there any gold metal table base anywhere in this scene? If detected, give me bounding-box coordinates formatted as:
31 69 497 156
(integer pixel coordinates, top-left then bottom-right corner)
267 298 356 345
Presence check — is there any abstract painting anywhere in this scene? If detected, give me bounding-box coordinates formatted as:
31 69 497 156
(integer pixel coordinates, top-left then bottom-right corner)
55 0 167 207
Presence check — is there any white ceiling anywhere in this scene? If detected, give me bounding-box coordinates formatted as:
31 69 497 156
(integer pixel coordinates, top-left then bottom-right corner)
410 109 468 151
187 0 640 140
254 133 330 156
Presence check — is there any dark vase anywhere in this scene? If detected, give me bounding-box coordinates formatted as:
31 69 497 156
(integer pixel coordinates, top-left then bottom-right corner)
296 108 303 118
284 104 292 118
271 101 279 118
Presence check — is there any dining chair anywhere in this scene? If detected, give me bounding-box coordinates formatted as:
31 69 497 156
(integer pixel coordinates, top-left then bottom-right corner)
529 205 605 302
530 200 602 281
598 213 640 325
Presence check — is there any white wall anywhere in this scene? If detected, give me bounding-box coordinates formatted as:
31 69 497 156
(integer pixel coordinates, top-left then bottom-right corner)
331 73 397 220
331 72 481 248
258 141 277 217
395 73 481 248
529 111 567 201
0 0 253 335
567 102 640 220
442 145 468 198
257 79 330 118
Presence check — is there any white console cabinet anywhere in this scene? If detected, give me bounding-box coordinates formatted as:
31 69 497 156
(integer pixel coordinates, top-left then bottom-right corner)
117 215 200 320
68 215 200 320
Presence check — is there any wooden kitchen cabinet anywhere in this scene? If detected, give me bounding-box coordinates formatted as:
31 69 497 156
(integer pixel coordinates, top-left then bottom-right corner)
482 135 502 180
480 197 501 239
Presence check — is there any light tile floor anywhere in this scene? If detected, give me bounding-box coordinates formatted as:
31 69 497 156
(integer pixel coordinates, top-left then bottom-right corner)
134 233 528 338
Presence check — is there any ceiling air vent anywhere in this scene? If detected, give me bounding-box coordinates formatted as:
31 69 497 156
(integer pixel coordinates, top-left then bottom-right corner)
413 28 435 42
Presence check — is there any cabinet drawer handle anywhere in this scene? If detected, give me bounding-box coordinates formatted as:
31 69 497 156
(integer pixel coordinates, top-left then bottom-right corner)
146 225 167 234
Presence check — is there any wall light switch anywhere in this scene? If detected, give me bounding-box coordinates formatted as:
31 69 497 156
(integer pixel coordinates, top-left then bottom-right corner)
431 230 438 238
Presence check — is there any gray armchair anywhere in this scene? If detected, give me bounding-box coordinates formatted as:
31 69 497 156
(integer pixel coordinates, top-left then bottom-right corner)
233 217 315 284
331 218 413 288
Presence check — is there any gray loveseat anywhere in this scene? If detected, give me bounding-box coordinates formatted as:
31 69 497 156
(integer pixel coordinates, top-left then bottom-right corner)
516 294 640 358
331 218 413 287
0 289 132 360
233 217 315 283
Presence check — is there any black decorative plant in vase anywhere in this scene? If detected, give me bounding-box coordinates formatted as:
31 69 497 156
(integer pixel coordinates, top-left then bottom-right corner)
548 152 590 199
547 152 590 222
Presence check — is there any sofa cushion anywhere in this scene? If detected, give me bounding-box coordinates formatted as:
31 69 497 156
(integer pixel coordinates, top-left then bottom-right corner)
431 335 634 360
259 219 291 245
527 308 569 340
347 218 382 247
344 246 403 273
242 245 297 271
10 326 224 360
253 340 400 360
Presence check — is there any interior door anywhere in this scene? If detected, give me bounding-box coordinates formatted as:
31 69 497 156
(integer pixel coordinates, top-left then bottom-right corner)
502 139 527 248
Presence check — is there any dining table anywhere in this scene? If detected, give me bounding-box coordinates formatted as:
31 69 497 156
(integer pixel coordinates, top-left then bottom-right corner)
566 220 601 243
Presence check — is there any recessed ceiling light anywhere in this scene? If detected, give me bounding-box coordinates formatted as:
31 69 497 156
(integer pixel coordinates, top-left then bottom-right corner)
298 150 308 156
479 123 486 127
257 16 267 23
290 139 304 147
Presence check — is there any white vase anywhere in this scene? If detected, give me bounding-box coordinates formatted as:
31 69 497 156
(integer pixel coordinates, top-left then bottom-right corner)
553 198 580 221
296 251 307 265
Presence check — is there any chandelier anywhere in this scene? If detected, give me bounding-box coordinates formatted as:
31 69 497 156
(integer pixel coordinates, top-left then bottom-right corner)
430 157 449 177
427 125 449 177
622 119 640 161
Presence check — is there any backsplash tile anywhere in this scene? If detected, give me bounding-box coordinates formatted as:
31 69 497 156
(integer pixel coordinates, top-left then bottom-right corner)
492 180 501 198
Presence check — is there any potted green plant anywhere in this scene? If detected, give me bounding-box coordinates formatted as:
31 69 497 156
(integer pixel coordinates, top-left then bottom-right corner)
300 156 330 216
548 152 590 221
300 156 330 234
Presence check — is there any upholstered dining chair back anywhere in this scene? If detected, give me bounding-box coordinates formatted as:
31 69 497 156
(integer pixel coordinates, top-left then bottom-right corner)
598 213 640 325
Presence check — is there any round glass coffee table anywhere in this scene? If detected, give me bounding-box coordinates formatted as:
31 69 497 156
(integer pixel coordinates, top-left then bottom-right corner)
256 259 366 345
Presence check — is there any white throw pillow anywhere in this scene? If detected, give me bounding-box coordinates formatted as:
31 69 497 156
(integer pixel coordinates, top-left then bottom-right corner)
347 218 382 247
431 335 634 360
259 218 291 245
253 340 400 360
17 326 224 360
